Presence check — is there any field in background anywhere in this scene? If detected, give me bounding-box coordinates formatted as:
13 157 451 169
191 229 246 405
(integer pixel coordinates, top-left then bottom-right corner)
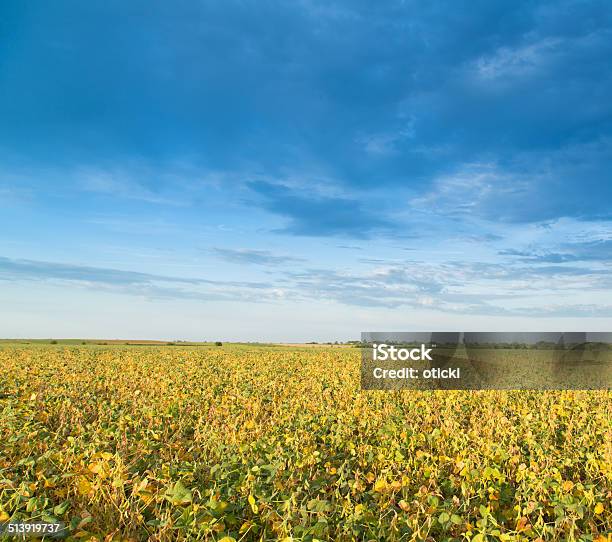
0 344 610 541
0 340 279 348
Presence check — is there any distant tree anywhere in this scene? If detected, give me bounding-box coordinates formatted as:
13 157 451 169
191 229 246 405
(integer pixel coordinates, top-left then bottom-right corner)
215 341 223 346
50 340 58 344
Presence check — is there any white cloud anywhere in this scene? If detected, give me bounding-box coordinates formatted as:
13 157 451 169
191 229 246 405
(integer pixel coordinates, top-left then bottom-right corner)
473 38 562 81
79 168 186 206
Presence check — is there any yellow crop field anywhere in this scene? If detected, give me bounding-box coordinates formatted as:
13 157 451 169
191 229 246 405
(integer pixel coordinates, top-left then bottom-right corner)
0 345 610 541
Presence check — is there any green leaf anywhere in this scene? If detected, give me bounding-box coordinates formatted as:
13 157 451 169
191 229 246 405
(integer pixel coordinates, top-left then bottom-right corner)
307 499 332 513
451 514 463 525
41 513 59 524
54 501 70 516
427 495 440 508
165 480 192 506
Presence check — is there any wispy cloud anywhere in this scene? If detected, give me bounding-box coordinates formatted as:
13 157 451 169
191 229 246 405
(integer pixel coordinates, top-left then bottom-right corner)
248 181 395 238
472 38 562 82
80 168 187 206
357 119 416 156
336 244 363 250
212 248 304 266
87 216 183 235
407 137 612 224
0 256 276 303
500 239 612 263
280 258 612 314
0 256 199 285
2 254 611 317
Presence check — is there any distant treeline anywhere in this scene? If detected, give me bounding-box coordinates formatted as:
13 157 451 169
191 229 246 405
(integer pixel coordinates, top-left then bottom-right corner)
355 341 612 349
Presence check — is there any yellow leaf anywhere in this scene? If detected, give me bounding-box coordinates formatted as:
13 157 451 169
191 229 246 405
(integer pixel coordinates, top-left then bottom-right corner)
0 510 9 522
373 479 388 492
594 502 604 515
77 476 93 496
138 491 154 505
516 516 529 531
88 462 103 474
248 494 258 514
133 478 148 494
216 501 228 513
239 521 253 534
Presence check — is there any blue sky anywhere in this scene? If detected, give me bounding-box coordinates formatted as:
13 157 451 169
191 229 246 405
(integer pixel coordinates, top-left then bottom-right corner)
1 0 611 341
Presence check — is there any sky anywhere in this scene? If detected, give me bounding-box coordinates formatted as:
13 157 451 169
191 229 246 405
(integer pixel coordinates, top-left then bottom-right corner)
1 0 611 341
